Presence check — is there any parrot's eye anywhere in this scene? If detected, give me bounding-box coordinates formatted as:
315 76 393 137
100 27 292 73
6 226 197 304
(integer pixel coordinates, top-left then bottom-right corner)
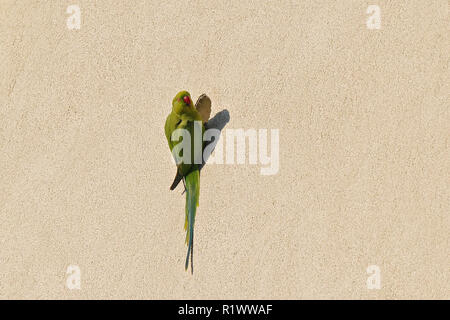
183 96 191 105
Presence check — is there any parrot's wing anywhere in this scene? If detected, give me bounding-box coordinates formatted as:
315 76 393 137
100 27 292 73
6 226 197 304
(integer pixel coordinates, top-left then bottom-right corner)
195 94 211 123
170 167 184 191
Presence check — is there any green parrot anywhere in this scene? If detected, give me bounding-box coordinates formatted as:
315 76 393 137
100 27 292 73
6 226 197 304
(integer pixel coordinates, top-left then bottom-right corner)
165 91 211 274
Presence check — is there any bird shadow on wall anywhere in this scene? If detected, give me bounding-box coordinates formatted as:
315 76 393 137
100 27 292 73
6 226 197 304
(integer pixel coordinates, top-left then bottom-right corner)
200 109 230 170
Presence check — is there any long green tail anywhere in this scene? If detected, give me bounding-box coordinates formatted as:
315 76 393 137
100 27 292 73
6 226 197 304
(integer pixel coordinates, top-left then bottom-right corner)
184 169 199 273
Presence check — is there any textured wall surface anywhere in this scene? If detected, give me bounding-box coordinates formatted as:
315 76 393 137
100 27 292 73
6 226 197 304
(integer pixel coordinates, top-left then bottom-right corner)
0 0 448 299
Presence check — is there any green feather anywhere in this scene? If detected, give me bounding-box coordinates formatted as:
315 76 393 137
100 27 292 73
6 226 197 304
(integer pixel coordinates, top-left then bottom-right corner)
184 169 199 273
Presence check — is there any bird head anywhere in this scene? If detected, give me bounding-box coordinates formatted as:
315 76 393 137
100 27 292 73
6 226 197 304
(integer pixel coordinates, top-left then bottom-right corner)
172 90 193 115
